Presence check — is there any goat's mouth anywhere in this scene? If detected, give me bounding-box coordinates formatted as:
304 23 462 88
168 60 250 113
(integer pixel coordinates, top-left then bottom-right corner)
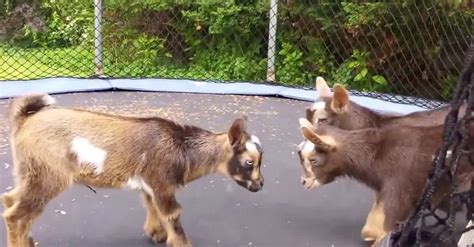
301 176 322 190
235 180 263 193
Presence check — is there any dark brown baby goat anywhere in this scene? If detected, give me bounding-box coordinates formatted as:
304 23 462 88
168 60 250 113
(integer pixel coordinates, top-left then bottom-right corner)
305 77 468 242
307 76 460 129
2 93 264 247
297 118 474 246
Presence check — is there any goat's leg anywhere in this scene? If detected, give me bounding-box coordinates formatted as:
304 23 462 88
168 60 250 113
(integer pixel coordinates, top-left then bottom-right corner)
1 188 34 246
3 195 46 247
2 189 21 247
374 195 412 247
3 170 70 247
141 192 167 244
153 193 190 247
14 204 46 247
361 193 385 242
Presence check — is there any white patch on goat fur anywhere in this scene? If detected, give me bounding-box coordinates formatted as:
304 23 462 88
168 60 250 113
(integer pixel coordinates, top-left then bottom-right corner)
245 141 258 153
298 141 305 151
251 135 261 145
71 137 107 173
126 176 153 196
311 101 326 110
41 94 56 105
300 141 315 154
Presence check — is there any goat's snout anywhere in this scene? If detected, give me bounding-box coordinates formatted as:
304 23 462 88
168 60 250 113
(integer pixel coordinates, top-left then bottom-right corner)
301 176 321 190
248 178 264 192
248 183 262 192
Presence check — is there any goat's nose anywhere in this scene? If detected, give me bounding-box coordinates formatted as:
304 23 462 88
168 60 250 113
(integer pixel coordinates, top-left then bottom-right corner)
302 179 306 185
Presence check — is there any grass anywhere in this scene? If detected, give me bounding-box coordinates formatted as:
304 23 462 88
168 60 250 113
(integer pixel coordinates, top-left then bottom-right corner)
0 45 95 80
0 44 268 83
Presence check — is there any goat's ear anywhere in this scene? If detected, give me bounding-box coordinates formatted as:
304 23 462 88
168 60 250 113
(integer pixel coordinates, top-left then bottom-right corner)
299 118 315 130
316 76 332 100
298 118 334 152
330 84 349 114
305 107 316 123
229 117 247 147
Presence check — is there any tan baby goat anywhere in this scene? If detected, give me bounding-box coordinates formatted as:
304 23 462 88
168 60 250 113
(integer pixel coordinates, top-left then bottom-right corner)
296 117 474 246
2 93 264 247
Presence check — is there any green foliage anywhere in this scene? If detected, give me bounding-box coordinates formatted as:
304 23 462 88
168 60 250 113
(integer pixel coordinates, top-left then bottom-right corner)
333 50 388 92
1 0 472 100
342 2 385 28
8 0 93 48
277 42 310 85
276 1 472 99
101 0 269 80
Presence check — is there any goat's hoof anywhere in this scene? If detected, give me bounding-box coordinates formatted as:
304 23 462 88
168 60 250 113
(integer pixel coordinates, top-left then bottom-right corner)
28 236 39 247
363 237 376 242
361 229 377 242
145 227 167 244
167 238 191 247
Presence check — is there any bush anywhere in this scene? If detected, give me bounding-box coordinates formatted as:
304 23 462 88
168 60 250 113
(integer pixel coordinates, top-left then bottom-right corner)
102 0 269 80
277 1 473 99
1 0 472 100
1 0 93 47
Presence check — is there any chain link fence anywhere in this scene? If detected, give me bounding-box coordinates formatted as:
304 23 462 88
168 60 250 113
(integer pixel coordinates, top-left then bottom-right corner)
0 1 95 79
0 0 473 108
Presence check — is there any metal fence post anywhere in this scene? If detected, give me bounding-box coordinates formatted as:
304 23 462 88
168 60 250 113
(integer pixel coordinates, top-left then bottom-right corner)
266 0 278 82
94 0 104 76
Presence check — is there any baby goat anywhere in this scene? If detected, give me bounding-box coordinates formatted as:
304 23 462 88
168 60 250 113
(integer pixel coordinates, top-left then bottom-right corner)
2 93 264 247
296 118 474 246
307 76 463 129
305 77 468 242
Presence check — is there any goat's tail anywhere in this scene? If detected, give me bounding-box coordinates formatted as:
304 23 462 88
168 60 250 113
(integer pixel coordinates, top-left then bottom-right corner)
9 93 55 130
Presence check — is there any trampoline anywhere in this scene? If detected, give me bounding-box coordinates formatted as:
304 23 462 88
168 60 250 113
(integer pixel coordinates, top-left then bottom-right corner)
0 78 467 246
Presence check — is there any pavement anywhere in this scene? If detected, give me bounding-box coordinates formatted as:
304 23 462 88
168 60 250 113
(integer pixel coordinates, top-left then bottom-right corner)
0 91 389 247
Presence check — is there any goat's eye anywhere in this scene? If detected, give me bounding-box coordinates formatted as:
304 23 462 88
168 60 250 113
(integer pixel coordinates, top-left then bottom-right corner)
309 158 319 165
245 160 254 166
319 118 328 123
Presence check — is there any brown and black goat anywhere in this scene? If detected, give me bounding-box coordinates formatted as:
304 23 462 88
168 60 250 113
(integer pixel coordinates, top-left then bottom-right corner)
296 118 474 246
304 77 468 242
2 93 264 247
306 76 462 129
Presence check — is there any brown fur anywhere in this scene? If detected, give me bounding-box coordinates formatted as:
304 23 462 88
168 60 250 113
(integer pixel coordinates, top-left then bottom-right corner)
308 78 469 242
297 118 474 246
2 94 264 247
310 77 465 129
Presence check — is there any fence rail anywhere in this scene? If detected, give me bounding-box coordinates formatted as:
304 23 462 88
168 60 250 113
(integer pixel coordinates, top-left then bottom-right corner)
0 1 473 107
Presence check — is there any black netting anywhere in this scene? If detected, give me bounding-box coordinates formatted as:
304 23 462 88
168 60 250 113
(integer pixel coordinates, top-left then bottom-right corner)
390 40 473 247
0 1 473 106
